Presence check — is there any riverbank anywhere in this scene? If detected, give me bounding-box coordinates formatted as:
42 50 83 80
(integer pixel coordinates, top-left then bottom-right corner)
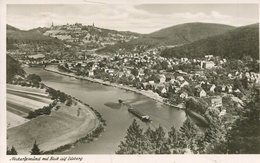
44 65 183 109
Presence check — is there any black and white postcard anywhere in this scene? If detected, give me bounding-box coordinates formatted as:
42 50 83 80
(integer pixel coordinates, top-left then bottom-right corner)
0 0 259 163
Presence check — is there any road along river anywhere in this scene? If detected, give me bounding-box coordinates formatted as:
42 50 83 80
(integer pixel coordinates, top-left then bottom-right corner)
24 67 187 154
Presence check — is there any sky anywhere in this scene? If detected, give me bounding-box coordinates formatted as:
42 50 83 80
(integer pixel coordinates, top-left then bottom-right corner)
7 3 259 34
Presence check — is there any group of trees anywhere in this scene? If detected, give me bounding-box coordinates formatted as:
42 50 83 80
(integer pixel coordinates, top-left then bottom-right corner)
27 88 73 119
6 55 25 83
225 87 260 153
26 74 42 87
27 101 57 119
7 141 42 155
46 88 68 102
116 118 200 154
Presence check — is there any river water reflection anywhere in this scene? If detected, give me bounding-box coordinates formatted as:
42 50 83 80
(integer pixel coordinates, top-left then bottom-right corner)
24 67 186 154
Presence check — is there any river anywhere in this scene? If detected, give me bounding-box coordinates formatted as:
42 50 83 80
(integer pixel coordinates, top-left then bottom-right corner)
24 67 187 154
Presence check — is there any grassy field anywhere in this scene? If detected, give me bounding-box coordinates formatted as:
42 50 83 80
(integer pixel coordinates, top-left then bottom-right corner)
7 111 29 129
7 100 98 154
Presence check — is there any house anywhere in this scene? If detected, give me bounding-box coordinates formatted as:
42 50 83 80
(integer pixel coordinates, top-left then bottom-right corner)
210 84 216 92
211 96 222 108
200 61 215 69
105 69 114 74
126 70 131 76
157 85 167 94
161 87 167 94
180 81 189 88
245 72 250 78
88 70 94 77
159 75 166 83
205 55 213 59
219 109 226 117
227 85 233 93
170 78 177 84
221 85 227 92
142 82 149 89
180 92 188 99
176 76 184 82
149 80 155 85
138 69 145 76
195 87 207 97
199 89 207 97
181 58 188 62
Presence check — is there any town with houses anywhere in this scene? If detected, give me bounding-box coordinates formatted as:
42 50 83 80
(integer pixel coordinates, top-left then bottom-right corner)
8 40 260 125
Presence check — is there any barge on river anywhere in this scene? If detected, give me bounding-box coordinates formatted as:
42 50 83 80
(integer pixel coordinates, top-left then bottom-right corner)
128 107 151 122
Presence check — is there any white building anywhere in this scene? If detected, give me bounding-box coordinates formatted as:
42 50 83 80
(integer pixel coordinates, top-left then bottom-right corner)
199 89 207 97
159 75 166 83
201 61 215 69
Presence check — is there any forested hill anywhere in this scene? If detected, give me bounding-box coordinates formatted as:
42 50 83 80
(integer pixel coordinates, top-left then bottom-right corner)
160 23 259 59
97 22 235 54
6 55 25 83
7 24 52 41
147 22 235 44
7 24 65 51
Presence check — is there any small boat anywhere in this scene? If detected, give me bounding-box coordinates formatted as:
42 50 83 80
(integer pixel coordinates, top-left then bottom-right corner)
128 107 151 122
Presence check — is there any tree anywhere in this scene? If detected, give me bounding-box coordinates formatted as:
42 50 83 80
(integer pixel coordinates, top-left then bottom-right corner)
30 140 42 155
167 126 178 149
144 125 167 154
66 98 73 106
64 63 69 69
27 74 42 85
190 134 207 154
7 146 18 155
116 119 148 154
178 118 199 150
131 68 139 77
154 126 166 154
159 141 171 154
226 88 260 154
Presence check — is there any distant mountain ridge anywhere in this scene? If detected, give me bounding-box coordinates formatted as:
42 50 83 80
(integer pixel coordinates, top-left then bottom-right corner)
97 22 236 54
160 23 259 59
